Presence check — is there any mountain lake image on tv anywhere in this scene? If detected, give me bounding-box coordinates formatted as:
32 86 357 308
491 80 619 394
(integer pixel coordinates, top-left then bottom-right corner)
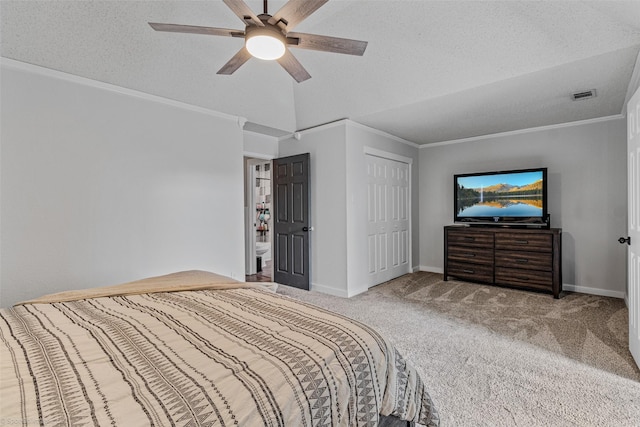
454 168 548 226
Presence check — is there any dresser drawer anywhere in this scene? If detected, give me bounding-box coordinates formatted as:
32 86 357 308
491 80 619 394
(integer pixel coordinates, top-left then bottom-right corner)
444 226 562 298
495 267 553 290
448 246 493 265
495 250 552 271
447 261 493 283
446 230 493 248
495 233 552 252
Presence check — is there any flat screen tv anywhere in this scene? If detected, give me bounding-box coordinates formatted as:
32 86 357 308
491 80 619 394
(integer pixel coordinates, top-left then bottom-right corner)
454 167 549 227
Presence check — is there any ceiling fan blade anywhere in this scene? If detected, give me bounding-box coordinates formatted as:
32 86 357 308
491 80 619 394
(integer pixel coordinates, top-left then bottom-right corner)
149 23 243 37
268 0 328 31
288 32 367 56
277 49 311 83
222 0 264 27
217 47 253 75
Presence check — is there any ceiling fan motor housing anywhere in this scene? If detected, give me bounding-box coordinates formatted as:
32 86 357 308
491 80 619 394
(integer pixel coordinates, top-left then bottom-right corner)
245 19 287 60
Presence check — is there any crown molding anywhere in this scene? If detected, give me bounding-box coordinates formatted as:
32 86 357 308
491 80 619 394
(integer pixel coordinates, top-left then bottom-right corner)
622 47 640 116
280 118 420 149
345 120 420 148
421 114 625 148
278 118 347 141
1 57 243 123
242 151 275 160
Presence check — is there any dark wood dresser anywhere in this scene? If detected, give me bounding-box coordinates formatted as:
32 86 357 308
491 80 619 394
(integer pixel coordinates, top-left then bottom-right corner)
444 225 562 298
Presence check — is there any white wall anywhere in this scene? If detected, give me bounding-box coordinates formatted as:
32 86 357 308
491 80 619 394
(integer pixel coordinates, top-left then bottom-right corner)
243 131 279 159
279 123 348 295
345 122 419 296
279 120 419 297
2 63 626 306
419 117 628 298
0 60 246 307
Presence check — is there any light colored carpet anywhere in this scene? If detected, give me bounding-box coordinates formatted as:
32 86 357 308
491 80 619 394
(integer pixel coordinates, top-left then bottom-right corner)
277 272 640 427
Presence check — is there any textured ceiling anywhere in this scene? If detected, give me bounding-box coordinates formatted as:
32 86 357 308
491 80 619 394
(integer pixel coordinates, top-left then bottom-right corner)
2 1 640 144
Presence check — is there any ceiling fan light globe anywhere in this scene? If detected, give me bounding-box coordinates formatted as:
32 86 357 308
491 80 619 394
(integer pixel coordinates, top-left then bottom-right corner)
246 35 285 60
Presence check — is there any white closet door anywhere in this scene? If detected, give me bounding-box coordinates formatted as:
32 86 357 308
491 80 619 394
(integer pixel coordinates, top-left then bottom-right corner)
366 154 410 287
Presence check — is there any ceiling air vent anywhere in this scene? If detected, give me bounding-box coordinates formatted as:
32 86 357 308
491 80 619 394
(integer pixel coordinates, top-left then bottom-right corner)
572 89 597 101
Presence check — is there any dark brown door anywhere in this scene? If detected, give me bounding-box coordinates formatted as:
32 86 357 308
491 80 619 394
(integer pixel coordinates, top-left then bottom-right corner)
272 153 310 290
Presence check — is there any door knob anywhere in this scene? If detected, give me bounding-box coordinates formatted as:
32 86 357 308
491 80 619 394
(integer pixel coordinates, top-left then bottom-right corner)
302 226 314 232
618 236 631 245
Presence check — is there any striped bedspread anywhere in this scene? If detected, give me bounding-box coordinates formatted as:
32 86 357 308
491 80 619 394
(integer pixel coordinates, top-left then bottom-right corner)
0 272 438 426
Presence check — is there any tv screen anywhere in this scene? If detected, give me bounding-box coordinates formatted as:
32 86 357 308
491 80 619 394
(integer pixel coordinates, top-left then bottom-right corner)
454 168 548 227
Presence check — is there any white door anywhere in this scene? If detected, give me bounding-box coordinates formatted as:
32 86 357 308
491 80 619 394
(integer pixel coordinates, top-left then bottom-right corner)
366 154 410 287
628 86 640 368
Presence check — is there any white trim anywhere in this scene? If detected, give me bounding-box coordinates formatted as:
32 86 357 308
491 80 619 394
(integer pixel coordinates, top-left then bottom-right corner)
347 287 368 298
311 284 369 298
245 160 259 276
421 114 625 148
623 48 640 117
1 57 243 122
0 58 2 305
363 146 413 165
416 267 625 299
311 282 349 298
243 129 285 138
625 292 629 308
243 127 288 139
279 119 346 141
280 119 420 149
562 284 625 299
419 265 444 274
244 158 273 278
346 120 420 148
243 151 276 160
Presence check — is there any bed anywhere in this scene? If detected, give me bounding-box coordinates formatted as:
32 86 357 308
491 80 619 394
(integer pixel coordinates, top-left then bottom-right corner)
0 270 439 426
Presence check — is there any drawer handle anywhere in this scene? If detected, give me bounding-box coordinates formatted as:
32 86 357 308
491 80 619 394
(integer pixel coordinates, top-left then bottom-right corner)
462 269 475 274
464 253 476 258
515 276 530 281
463 237 475 242
516 258 529 263
515 240 529 244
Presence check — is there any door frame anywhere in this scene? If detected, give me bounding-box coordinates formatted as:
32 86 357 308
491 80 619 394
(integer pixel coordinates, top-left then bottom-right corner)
627 85 640 369
244 155 274 277
362 147 413 288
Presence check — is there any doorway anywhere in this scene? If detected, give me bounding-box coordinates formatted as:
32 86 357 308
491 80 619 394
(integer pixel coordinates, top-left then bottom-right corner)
244 157 273 282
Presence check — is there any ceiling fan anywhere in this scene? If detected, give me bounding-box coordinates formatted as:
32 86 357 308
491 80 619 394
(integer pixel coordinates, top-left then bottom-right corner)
149 0 367 83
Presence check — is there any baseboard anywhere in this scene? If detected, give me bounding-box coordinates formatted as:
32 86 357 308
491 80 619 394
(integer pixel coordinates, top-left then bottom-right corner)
414 268 625 299
312 275 624 300
310 282 349 298
562 284 626 299
418 265 443 274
